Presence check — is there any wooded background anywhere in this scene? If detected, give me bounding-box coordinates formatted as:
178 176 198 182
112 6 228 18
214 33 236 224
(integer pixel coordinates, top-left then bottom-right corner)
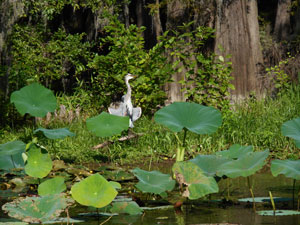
1 0 300 106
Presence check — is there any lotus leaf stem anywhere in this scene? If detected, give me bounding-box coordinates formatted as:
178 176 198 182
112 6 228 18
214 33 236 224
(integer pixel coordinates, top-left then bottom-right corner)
293 179 296 209
269 191 276 215
247 176 256 212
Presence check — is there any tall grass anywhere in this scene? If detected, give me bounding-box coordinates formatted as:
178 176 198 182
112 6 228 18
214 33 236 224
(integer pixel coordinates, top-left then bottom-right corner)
1 86 300 164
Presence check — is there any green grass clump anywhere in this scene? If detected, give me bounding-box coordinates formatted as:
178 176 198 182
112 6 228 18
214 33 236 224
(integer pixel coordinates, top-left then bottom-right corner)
1 86 300 164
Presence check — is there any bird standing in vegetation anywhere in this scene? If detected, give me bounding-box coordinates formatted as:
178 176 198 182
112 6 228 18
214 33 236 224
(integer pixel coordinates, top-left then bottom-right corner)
108 73 142 128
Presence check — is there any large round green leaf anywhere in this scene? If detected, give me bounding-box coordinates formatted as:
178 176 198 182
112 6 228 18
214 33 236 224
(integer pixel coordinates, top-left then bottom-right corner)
281 117 300 148
110 201 143 215
10 83 57 117
2 194 72 223
189 155 232 177
0 140 25 156
86 112 129 137
132 168 175 197
38 177 66 196
172 161 219 200
216 144 253 159
71 173 118 208
34 128 75 139
24 145 52 178
217 150 269 178
0 153 25 170
271 159 300 180
154 102 222 134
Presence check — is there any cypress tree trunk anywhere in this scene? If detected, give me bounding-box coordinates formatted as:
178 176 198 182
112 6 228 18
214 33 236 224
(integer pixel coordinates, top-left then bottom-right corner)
214 0 264 100
274 0 291 41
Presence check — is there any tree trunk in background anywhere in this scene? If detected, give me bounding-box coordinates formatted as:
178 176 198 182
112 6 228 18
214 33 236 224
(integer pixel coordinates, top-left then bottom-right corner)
214 0 264 100
136 0 144 28
153 0 163 41
274 0 291 41
0 0 25 98
165 0 188 103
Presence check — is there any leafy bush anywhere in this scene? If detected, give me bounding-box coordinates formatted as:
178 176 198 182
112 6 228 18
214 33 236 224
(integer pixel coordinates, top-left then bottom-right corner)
9 24 92 91
88 16 173 113
160 22 234 110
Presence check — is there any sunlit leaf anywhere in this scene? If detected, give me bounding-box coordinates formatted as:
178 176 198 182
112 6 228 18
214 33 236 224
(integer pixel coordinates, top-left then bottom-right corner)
86 112 129 137
217 150 269 178
281 117 300 148
271 159 300 180
216 144 253 159
154 102 222 134
172 161 219 200
2 194 72 223
189 154 232 177
38 177 66 196
71 173 118 208
34 128 75 139
24 144 52 178
10 83 57 117
132 168 175 197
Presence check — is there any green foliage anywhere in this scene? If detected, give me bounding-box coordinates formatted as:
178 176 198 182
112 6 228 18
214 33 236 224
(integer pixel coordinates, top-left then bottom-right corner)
271 159 300 180
38 177 66 196
9 25 92 90
10 83 57 117
88 16 173 112
71 173 118 208
281 117 300 148
159 22 234 110
34 128 75 139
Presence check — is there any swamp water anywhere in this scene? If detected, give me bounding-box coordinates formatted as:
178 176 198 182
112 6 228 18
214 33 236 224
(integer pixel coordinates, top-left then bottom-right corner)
1 168 300 225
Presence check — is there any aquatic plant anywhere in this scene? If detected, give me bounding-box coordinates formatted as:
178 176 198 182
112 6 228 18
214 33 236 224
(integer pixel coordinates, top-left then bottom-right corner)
0 140 26 170
154 102 222 161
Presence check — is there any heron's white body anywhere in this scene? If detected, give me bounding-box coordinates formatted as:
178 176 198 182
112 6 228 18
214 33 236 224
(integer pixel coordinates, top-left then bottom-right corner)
108 73 142 128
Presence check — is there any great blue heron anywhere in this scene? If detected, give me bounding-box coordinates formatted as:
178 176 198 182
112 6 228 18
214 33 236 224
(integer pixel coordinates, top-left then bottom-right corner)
108 73 142 128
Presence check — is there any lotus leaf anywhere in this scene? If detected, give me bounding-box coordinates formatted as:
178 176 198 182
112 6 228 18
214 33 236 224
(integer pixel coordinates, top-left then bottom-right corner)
0 140 25 156
172 161 219 199
132 168 175 197
216 144 253 159
34 128 75 139
217 150 269 178
154 102 222 134
257 210 300 216
24 144 52 178
189 154 232 177
2 194 72 223
38 177 66 196
0 153 24 170
109 181 122 190
86 112 129 137
110 201 143 215
281 117 300 147
238 197 292 203
271 159 300 180
10 83 57 117
71 173 118 208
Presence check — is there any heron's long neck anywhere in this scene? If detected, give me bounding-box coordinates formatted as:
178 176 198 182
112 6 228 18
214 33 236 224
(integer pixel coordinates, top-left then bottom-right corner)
125 80 131 97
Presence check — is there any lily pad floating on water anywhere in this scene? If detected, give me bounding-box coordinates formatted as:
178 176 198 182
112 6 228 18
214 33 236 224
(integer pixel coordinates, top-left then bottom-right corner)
281 117 300 148
86 112 129 137
132 168 175 198
271 159 300 180
172 161 219 200
154 102 222 134
238 197 292 203
217 150 269 178
10 83 57 117
216 144 253 159
38 177 66 196
257 210 300 216
110 201 143 215
71 173 118 208
34 128 75 139
2 194 73 223
189 154 232 177
24 144 52 178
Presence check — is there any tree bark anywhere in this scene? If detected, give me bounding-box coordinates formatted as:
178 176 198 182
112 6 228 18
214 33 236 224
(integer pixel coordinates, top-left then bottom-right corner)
153 0 163 40
274 0 291 41
214 0 264 100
